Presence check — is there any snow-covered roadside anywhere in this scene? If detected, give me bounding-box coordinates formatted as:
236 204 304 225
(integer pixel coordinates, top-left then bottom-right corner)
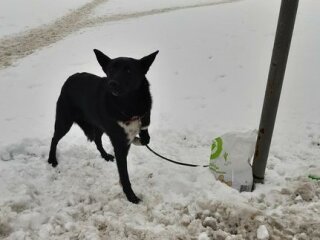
0 0 230 40
0 0 237 70
0 0 320 239
0 0 91 38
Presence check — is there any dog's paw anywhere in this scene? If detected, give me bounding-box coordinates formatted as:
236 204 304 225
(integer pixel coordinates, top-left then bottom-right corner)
139 131 150 145
101 152 114 162
140 137 150 145
127 194 142 204
48 158 58 167
124 189 142 204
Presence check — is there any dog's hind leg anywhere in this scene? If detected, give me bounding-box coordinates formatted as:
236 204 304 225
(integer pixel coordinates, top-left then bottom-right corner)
48 100 73 167
94 129 114 162
76 120 95 141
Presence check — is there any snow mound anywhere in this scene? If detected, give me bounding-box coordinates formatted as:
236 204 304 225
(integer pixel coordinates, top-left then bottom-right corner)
0 136 319 239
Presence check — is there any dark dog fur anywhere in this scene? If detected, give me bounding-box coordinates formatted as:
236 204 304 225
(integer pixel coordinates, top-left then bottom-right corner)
48 49 158 203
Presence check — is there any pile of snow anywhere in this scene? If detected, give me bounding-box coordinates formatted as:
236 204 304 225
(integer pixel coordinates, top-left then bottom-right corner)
1 0 320 239
1 136 318 239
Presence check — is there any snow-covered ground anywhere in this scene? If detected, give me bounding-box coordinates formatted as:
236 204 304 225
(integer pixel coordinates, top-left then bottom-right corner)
1 0 320 239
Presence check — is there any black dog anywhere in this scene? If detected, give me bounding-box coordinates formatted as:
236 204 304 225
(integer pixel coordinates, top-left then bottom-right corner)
48 49 158 203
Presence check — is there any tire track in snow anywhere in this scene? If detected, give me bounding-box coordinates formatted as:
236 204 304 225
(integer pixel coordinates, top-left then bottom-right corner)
0 0 108 69
0 0 240 70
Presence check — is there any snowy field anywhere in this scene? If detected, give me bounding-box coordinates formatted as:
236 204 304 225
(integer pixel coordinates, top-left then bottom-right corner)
0 0 320 239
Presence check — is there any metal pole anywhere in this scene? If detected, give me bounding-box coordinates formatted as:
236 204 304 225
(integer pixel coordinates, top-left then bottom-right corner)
252 0 299 183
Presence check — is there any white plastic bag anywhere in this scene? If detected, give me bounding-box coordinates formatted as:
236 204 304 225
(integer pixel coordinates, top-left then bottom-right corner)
209 130 257 192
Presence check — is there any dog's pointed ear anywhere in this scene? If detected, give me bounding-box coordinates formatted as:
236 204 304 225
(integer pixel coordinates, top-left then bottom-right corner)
140 50 159 74
94 49 111 69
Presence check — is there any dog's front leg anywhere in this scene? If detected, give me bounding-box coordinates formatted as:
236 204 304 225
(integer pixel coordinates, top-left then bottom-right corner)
112 140 141 204
139 112 150 145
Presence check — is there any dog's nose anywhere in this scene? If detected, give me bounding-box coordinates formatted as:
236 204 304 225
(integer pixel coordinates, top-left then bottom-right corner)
108 80 119 89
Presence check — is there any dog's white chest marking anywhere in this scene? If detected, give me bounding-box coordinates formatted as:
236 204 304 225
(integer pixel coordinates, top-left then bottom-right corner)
118 119 141 144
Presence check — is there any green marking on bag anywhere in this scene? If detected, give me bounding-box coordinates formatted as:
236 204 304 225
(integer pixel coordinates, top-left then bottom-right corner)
211 142 216 151
210 137 223 160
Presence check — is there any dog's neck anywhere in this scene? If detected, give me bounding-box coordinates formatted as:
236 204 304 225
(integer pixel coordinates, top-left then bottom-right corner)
104 79 151 121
